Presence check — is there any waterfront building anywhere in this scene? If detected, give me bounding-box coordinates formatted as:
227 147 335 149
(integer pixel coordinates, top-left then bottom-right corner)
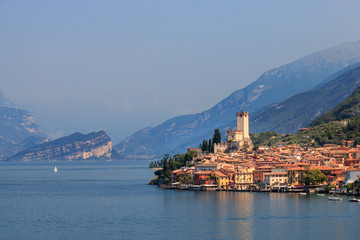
170 168 194 184
194 171 215 185
264 172 288 186
253 166 273 183
170 169 185 183
234 167 253 190
287 167 306 185
331 170 347 185
175 135 360 189
343 170 360 184
211 171 229 189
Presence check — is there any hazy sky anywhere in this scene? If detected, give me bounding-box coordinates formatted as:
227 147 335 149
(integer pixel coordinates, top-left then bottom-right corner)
2 1 360 142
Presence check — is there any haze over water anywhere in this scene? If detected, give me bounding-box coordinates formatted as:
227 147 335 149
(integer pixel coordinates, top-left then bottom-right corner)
3 1 360 142
0 161 359 240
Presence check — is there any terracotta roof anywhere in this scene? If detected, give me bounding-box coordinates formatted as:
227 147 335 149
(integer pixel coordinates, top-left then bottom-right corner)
213 171 227 177
195 171 212 175
264 172 287 176
172 169 183 173
287 167 306 171
309 166 333 171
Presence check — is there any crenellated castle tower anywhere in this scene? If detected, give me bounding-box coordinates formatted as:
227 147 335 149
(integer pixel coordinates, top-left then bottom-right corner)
214 111 253 153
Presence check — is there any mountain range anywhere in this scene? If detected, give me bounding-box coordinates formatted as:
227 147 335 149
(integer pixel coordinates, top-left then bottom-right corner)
0 90 47 158
115 41 360 158
310 86 360 127
251 63 360 133
7 131 113 162
0 91 116 161
4 41 360 160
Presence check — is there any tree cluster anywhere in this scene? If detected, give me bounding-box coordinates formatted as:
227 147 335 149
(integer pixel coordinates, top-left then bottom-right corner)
152 150 197 184
251 117 360 149
176 173 194 185
346 179 360 194
199 129 221 153
149 160 163 168
304 169 327 185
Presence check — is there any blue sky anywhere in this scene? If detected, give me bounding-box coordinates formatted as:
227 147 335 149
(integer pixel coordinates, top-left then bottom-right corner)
2 1 360 142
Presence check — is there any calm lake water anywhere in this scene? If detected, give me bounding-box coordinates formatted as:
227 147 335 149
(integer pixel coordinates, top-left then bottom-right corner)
0 161 359 240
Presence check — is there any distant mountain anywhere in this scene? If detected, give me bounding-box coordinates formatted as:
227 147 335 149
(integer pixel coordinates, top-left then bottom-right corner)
244 85 360 148
115 41 360 158
0 90 15 108
251 64 360 133
0 91 47 158
6 131 113 162
310 86 360 127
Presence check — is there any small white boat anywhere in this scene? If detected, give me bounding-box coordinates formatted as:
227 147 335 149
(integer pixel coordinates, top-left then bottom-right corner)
328 196 342 201
298 192 307 196
316 194 325 196
349 186 359 202
54 166 58 173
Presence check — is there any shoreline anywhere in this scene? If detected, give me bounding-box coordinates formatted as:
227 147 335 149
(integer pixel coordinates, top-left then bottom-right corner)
157 184 357 196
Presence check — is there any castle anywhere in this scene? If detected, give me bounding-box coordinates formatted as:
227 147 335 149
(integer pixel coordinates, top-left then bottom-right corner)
214 111 254 153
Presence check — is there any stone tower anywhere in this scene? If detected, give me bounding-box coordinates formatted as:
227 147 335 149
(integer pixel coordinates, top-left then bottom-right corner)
214 111 253 153
236 111 250 139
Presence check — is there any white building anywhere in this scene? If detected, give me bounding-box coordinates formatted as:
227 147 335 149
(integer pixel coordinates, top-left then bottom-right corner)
195 163 218 172
264 172 288 186
343 170 360 184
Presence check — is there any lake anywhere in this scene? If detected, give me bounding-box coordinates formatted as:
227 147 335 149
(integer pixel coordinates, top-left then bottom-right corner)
0 161 359 240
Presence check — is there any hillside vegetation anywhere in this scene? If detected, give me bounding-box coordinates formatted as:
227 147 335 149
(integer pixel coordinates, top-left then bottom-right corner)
251 63 360 134
251 118 360 148
310 86 360 126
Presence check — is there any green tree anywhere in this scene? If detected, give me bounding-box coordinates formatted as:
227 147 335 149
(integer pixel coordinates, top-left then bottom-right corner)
169 159 175 171
213 128 222 144
304 169 327 185
325 184 335 193
185 150 197 161
201 139 208 153
176 173 194 184
208 139 214 153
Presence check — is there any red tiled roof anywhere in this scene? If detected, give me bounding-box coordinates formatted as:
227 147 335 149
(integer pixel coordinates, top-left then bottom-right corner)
287 167 306 171
195 171 212 175
309 166 333 171
264 172 287 176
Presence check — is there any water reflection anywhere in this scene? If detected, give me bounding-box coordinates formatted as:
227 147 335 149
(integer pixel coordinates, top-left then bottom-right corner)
2 162 360 240
161 190 360 240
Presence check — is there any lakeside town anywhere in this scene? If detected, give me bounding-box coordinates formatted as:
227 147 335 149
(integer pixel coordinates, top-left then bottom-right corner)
150 112 360 196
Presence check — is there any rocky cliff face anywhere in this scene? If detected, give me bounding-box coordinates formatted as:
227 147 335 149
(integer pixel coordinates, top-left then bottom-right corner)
0 90 47 158
7 131 112 162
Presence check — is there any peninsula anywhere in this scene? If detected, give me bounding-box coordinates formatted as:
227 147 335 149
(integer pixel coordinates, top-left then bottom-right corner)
150 110 360 194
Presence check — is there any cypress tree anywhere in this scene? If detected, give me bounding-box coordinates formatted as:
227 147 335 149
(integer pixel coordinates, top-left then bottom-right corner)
201 139 208 153
213 129 222 144
163 158 168 172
